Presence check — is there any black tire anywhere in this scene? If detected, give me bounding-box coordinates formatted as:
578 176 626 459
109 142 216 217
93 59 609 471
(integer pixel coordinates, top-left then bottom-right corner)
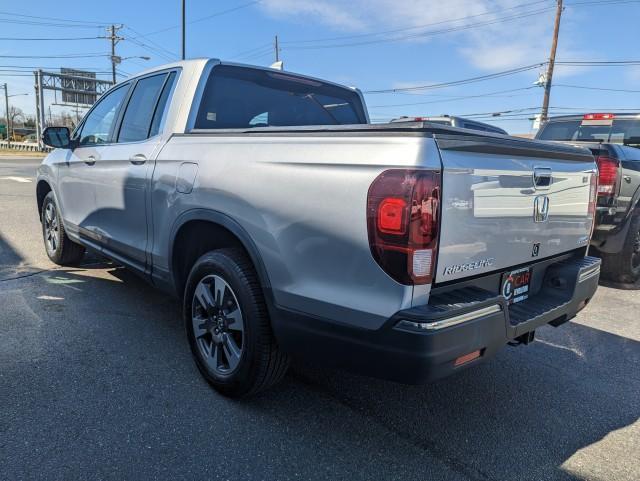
600 212 640 284
41 192 85 266
183 248 289 397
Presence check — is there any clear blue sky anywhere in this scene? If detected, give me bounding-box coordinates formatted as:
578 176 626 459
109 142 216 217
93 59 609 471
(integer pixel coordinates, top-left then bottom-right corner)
1 0 639 133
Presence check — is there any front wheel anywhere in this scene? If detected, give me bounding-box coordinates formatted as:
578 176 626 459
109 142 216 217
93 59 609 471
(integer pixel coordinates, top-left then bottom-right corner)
183 248 289 397
41 192 85 266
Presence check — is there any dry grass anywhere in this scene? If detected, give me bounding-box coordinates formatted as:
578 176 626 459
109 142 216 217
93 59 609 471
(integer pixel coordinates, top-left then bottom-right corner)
0 148 47 158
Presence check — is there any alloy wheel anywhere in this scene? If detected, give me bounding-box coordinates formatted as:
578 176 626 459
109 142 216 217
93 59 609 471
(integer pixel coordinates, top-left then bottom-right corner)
191 275 245 375
44 202 59 254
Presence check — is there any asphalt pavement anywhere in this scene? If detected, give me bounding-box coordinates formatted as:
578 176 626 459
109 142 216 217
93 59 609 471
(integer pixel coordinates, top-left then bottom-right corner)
1 156 639 481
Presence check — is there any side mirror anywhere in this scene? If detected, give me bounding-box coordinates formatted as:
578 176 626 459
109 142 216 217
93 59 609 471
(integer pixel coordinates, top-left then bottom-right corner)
42 126 73 149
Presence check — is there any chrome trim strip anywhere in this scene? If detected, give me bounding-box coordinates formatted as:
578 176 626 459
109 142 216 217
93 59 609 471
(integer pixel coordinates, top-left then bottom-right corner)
398 304 502 331
578 265 600 283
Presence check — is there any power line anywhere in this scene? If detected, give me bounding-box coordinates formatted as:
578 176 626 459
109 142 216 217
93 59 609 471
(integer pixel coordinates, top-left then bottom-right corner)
283 0 553 45
132 0 261 39
0 18 106 29
0 64 110 70
0 53 107 59
364 64 545 94
0 10 108 25
567 0 640 5
0 36 104 41
367 86 539 108
555 83 640 93
125 36 174 62
283 7 555 50
234 46 275 62
124 27 176 59
229 43 273 59
557 60 640 65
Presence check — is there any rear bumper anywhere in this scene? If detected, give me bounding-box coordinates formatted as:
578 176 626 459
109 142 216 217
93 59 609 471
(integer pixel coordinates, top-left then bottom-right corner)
591 204 634 254
273 255 600 384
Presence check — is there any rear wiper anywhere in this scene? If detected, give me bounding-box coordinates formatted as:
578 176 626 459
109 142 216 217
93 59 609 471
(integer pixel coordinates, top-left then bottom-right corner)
301 93 340 125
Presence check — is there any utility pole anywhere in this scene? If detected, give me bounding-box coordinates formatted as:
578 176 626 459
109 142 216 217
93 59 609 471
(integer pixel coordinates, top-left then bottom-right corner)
541 0 563 123
2 83 10 147
274 35 280 62
107 24 124 84
34 71 42 149
181 0 186 60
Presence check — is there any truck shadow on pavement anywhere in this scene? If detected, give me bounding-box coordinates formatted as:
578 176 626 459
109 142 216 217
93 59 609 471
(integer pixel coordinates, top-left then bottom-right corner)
2 259 639 481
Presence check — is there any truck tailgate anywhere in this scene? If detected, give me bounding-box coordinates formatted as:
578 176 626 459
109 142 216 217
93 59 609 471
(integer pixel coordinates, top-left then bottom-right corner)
434 135 596 283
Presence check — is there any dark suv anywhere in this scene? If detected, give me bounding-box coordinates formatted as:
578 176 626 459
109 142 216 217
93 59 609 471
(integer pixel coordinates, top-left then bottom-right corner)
536 113 640 283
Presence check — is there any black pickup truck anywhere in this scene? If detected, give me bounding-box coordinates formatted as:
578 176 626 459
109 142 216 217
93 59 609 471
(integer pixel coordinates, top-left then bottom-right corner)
536 113 640 283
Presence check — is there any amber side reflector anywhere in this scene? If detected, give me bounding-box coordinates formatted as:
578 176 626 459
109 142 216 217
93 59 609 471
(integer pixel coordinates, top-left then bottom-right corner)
454 350 482 367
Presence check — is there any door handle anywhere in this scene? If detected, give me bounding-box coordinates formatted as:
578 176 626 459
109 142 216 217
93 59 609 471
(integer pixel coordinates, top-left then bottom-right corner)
129 154 147 165
84 155 96 166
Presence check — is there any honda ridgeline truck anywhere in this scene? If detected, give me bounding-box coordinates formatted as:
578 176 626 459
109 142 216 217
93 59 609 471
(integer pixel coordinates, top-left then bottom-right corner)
38 59 601 397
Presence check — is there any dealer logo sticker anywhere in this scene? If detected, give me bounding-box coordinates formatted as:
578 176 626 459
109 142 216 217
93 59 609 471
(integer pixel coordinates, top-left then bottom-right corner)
502 276 514 300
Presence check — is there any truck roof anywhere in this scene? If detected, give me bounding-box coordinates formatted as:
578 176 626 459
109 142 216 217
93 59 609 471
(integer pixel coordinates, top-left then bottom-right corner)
118 58 361 93
545 113 640 121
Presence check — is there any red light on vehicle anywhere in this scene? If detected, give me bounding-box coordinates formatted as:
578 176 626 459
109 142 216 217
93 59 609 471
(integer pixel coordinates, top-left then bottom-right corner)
583 113 615 120
378 198 407 234
454 350 482 367
367 169 441 285
595 155 620 196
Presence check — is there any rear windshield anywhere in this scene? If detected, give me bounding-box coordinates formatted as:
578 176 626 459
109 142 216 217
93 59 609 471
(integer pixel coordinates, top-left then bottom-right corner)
194 65 367 129
537 118 640 148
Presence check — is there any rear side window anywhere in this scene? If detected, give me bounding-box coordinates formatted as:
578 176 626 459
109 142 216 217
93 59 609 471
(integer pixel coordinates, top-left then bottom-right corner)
194 65 366 129
118 73 168 142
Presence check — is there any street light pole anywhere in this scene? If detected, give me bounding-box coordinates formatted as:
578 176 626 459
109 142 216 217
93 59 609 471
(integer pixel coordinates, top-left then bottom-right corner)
182 0 186 60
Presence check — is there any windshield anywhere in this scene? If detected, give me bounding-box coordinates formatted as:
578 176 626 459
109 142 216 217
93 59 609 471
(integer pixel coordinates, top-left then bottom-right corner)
537 118 640 148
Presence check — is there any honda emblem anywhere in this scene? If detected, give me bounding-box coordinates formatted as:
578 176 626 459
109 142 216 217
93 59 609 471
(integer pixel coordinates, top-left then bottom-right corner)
533 195 550 223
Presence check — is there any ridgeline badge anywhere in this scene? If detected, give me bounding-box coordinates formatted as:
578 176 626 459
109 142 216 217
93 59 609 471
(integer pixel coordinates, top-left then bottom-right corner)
443 258 495 276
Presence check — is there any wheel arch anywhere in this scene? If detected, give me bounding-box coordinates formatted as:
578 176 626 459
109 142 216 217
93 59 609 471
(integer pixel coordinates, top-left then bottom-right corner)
169 209 274 305
36 179 53 219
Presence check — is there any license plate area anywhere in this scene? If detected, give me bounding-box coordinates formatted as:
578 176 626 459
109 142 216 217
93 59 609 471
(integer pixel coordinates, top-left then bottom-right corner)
501 267 532 305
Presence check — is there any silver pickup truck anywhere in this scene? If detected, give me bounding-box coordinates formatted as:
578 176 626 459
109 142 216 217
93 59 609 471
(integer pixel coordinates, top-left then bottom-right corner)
38 59 601 397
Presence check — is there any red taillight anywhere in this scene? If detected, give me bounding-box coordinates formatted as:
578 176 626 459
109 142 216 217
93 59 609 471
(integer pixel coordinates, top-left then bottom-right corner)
595 155 620 197
378 198 407 234
367 169 441 285
583 113 615 121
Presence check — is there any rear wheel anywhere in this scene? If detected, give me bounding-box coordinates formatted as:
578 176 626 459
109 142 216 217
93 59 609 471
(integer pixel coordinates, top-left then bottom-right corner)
183 248 289 397
601 213 640 284
41 192 85 266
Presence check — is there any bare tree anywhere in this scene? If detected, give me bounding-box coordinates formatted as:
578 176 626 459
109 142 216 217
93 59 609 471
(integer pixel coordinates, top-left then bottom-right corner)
9 106 24 128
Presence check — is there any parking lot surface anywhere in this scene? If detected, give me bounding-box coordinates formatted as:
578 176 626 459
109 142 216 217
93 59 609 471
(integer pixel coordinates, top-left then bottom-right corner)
1 156 639 481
